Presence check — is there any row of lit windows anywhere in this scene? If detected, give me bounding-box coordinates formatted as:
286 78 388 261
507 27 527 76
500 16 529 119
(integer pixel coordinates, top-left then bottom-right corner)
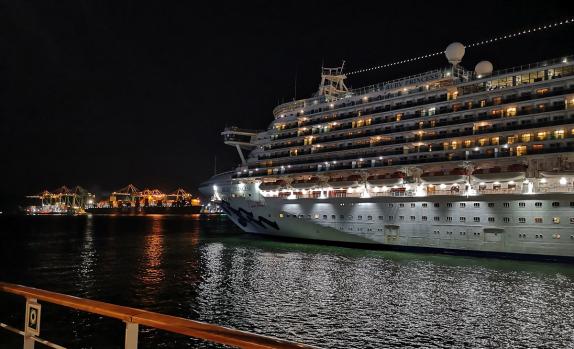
352 201 573 208
270 79 572 145
281 213 573 225
275 63 573 131
262 120 574 166
270 94 571 149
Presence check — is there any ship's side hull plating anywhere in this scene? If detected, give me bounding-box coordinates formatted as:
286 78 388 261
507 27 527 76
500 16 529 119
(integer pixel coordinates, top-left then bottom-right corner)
219 194 574 260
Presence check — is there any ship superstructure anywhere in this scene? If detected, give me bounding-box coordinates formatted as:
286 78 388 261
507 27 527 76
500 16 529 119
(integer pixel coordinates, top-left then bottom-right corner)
200 43 574 260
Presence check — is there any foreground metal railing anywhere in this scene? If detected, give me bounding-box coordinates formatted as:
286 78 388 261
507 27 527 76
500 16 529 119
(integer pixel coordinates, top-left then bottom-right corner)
0 282 316 349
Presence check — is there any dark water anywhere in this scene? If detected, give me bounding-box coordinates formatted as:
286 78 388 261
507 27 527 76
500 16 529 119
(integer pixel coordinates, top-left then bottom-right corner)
0 215 573 349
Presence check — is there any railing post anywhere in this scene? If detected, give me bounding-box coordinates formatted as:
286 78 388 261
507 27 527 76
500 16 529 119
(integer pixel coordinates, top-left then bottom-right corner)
124 322 138 349
23 297 38 349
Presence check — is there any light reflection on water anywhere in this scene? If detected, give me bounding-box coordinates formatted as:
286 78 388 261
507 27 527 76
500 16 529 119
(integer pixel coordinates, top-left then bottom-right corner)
0 215 573 348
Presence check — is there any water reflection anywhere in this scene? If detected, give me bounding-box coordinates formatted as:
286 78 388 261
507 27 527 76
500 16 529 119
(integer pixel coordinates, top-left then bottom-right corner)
141 215 165 286
78 215 95 286
1 215 573 348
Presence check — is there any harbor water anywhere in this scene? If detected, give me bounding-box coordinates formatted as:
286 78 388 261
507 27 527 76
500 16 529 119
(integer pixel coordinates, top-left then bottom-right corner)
0 215 573 348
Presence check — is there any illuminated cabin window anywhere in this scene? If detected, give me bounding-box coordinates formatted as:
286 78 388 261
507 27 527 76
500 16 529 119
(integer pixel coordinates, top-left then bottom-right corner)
532 144 544 153
493 97 502 105
536 132 547 141
507 136 517 144
479 100 486 107
464 140 473 148
506 107 517 116
396 113 402 121
534 217 543 223
536 88 550 95
554 130 565 139
516 145 527 156
521 133 532 142
553 217 560 224
279 213 284 218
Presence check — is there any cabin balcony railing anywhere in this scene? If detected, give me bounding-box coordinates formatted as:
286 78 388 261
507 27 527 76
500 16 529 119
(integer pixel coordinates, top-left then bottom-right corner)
260 112 574 163
236 144 574 179
267 98 573 151
272 82 574 137
0 282 316 349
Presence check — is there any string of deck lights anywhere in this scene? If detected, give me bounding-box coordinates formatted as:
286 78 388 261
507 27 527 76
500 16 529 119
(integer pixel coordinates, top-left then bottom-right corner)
347 17 574 76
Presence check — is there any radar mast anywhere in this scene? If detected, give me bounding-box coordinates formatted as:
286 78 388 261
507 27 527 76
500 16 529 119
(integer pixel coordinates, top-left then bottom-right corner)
318 62 348 100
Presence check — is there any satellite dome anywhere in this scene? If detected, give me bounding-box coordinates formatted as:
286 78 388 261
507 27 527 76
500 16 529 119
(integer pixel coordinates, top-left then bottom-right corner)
445 42 465 65
475 60 493 77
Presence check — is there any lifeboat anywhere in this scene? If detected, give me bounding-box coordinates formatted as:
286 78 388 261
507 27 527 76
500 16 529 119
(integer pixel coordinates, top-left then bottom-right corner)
328 175 360 189
508 163 528 172
471 165 526 182
367 174 403 186
540 170 574 178
291 177 320 189
259 180 286 191
420 170 466 185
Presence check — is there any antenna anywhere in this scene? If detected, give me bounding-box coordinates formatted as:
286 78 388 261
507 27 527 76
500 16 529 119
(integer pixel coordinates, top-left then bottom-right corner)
294 65 298 100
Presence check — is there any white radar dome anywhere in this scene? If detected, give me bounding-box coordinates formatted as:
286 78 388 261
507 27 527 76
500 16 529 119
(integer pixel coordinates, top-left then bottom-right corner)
445 42 465 65
475 60 493 77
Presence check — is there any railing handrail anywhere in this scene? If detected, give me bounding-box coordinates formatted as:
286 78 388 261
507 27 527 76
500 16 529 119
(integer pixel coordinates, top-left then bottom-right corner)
0 282 316 349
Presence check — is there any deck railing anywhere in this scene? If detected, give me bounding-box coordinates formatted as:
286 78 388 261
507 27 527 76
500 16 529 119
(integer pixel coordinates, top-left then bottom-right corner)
0 282 317 349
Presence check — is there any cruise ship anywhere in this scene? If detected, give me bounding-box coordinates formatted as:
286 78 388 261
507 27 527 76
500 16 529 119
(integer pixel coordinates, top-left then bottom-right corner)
199 43 574 260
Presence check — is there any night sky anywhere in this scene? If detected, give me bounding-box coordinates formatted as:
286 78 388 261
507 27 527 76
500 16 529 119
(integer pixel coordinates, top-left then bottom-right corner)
2 1 573 210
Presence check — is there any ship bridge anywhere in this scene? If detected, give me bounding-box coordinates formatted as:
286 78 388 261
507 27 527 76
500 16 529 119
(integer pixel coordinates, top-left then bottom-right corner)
222 126 260 165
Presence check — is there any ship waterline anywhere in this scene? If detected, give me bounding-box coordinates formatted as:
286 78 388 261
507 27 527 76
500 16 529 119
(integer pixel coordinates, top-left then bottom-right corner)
200 46 574 260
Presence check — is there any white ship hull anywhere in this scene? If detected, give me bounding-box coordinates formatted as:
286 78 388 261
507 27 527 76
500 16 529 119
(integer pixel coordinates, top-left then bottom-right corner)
217 193 574 260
